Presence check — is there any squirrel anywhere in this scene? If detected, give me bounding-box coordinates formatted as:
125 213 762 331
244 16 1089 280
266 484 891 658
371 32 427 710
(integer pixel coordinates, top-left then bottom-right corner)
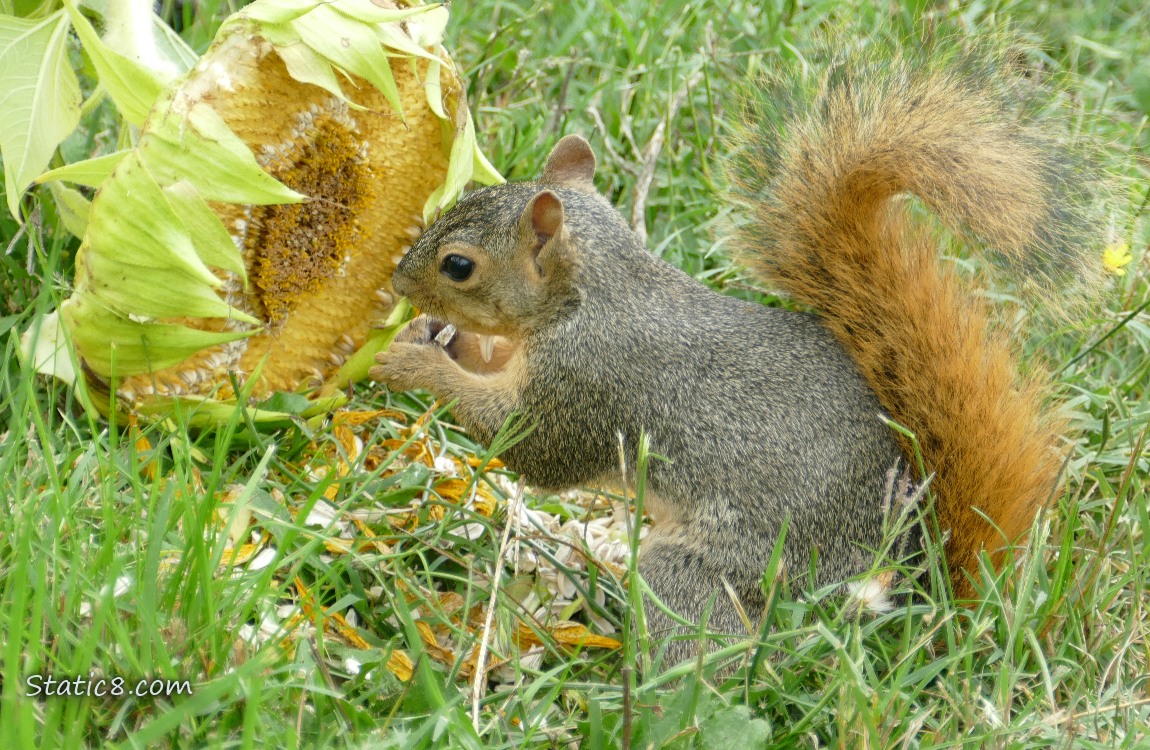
369 37 1104 662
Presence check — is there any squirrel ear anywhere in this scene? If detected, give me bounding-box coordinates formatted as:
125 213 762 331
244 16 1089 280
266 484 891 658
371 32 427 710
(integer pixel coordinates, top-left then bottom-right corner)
520 190 576 280
528 190 564 245
540 135 596 190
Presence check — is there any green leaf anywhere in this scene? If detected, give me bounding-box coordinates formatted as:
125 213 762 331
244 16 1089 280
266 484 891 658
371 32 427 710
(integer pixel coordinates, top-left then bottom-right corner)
60 295 254 376
162 180 248 280
420 102 504 221
45 180 90 237
423 109 475 220
472 135 504 186
275 40 351 105
63 0 167 125
88 157 222 289
2 0 57 18
253 391 312 415
1131 58 1150 116
85 254 251 321
423 58 445 118
80 157 260 323
0 10 81 219
239 0 325 25
138 99 305 205
331 0 436 26
19 310 77 385
324 298 412 393
289 4 402 113
36 150 131 187
375 15 445 64
404 4 449 47
0 314 19 337
247 17 295 46
150 13 197 72
135 395 322 426
697 705 771 749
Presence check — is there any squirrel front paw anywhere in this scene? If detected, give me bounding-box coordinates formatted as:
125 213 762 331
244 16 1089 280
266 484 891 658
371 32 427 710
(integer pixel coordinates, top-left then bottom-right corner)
370 340 453 393
393 315 441 346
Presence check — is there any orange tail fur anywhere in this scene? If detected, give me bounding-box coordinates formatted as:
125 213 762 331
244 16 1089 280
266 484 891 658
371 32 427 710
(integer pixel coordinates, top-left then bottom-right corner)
726 37 1105 592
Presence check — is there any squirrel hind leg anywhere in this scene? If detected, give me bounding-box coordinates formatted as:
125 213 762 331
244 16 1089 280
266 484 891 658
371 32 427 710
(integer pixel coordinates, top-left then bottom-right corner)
637 528 766 669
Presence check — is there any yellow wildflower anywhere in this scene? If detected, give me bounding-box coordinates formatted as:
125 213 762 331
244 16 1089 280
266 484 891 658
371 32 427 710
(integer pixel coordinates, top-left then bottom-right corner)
1103 243 1134 276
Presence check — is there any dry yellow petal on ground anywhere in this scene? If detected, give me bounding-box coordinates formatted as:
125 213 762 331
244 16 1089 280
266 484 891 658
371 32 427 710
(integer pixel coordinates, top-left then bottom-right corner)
127 415 160 480
471 488 498 517
465 455 505 470
517 621 621 651
220 533 272 568
434 478 472 503
549 622 622 650
327 610 371 650
457 642 509 680
386 649 415 682
295 574 414 681
333 409 408 427
318 422 362 499
322 537 354 554
415 619 456 665
330 610 415 681
333 424 361 464
320 534 392 556
433 477 498 515
214 484 255 544
349 518 394 555
375 437 434 466
438 591 466 616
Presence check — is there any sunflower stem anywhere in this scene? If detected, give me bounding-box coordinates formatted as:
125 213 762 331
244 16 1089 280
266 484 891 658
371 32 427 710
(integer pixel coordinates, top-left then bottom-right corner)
101 0 179 79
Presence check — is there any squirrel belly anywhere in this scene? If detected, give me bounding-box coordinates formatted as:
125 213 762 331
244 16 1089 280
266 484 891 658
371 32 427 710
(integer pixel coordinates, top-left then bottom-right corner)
371 34 1106 660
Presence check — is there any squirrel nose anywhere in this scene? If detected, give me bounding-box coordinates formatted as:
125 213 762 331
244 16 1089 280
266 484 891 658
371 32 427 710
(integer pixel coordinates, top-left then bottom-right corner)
391 268 415 298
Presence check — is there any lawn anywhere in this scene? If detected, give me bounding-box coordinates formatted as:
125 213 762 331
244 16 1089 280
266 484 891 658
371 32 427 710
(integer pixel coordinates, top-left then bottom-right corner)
1 0 1148 747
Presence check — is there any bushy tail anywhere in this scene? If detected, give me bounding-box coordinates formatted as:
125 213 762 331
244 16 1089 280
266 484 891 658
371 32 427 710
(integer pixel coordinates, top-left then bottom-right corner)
726 35 1106 591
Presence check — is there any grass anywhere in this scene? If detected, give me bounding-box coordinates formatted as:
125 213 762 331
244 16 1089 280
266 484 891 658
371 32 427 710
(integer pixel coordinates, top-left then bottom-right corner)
2 0 1149 747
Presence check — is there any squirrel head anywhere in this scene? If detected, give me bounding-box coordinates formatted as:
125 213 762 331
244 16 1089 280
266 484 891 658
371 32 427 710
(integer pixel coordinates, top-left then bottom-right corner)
392 135 597 339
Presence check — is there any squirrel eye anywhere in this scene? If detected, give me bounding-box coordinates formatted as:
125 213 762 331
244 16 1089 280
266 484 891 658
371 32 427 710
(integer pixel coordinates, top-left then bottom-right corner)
440 253 474 282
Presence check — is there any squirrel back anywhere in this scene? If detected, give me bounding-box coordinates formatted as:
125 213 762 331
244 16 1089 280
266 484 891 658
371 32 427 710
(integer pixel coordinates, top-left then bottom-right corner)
724 37 1105 590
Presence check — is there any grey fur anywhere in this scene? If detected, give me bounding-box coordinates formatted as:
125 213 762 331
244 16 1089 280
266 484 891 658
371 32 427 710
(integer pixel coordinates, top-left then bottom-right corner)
389 183 903 661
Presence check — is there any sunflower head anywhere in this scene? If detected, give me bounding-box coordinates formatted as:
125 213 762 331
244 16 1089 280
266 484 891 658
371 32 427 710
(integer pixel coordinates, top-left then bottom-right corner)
33 0 501 419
